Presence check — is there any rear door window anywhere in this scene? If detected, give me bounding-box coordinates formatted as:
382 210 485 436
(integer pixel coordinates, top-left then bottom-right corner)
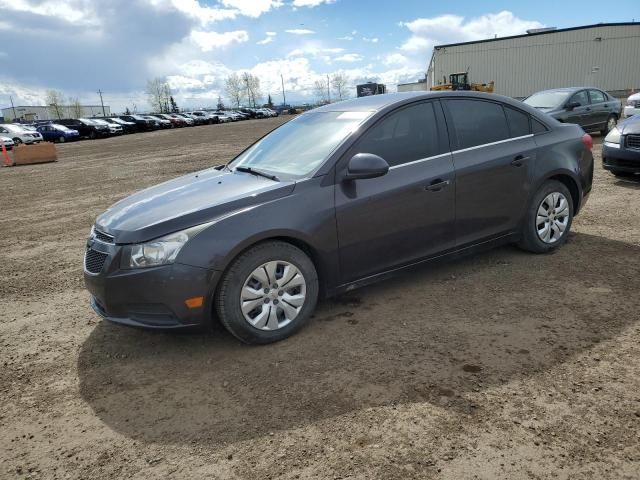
504 107 531 138
589 89 606 104
355 102 442 167
444 99 510 149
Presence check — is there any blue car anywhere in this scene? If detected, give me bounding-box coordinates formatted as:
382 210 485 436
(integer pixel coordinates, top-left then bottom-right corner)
36 123 80 143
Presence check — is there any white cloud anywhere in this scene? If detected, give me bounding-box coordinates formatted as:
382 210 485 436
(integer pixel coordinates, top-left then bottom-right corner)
335 53 363 62
150 0 238 25
0 0 99 26
383 53 409 67
190 30 249 52
400 11 543 56
219 0 283 18
287 46 343 58
257 31 277 45
285 29 316 35
292 0 336 6
338 35 354 41
363 37 379 43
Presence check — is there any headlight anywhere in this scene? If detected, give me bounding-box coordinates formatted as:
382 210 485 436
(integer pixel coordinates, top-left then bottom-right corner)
604 127 621 146
121 222 212 269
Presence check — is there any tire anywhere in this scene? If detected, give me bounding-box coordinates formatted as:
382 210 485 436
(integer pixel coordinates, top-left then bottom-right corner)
215 241 319 344
89 131 96 140
518 180 574 254
12 138 22 145
58 136 65 143
601 114 617 136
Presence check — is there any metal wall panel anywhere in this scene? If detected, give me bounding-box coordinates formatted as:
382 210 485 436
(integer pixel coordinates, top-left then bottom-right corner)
426 25 640 97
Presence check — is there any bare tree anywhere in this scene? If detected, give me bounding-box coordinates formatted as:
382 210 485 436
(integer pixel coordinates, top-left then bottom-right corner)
217 95 225 110
331 73 349 101
46 90 65 119
313 79 328 104
146 77 172 113
68 97 83 118
225 73 244 108
241 72 262 108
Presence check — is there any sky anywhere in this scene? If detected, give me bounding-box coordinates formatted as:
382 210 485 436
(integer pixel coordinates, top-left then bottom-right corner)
0 0 637 113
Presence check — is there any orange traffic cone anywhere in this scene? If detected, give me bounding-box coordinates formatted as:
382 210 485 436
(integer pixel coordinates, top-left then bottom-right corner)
1 141 11 167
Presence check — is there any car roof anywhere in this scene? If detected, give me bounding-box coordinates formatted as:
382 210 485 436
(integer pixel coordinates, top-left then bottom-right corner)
312 91 539 113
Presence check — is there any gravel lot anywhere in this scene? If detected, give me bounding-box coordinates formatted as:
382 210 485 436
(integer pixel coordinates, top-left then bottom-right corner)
1 118 639 479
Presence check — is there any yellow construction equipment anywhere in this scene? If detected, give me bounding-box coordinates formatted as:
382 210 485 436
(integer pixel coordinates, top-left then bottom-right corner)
431 72 495 93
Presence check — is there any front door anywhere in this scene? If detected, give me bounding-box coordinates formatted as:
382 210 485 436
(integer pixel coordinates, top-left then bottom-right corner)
335 101 456 283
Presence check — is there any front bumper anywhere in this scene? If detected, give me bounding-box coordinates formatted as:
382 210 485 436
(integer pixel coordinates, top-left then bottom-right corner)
602 143 640 173
84 242 220 329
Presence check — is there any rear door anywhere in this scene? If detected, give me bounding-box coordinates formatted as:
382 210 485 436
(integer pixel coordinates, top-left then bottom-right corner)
335 101 456 283
442 98 536 247
588 89 609 128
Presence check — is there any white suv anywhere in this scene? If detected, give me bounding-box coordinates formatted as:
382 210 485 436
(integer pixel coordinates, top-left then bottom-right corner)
624 92 640 118
0 124 43 145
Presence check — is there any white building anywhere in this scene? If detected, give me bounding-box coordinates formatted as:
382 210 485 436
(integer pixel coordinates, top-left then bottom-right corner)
1 105 111 122
399 23 640 98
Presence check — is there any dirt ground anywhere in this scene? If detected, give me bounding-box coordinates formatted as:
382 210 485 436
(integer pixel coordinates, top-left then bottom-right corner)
1 118 639 480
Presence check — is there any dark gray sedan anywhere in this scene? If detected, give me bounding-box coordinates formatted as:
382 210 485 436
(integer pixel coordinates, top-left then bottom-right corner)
84 92 594 344
524 87 622 135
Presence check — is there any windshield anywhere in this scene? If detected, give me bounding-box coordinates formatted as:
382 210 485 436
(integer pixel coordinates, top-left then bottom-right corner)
3 124 28 133
51 124 71 131
79 118 98 125
229 111 371 179
92 119 109 125
524 91 571 109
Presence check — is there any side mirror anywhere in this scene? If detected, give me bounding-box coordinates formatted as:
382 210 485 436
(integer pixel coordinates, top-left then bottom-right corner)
344 153 389 180
566 101 580 110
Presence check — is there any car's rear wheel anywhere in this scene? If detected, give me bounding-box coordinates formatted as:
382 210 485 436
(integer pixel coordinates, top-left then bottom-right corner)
601 114 617 136
89 131 96 139
518 180 574 254
215 241 319 344
12 138 21 145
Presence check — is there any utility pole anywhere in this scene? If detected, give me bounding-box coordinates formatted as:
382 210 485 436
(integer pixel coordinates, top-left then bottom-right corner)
327 74 331 103
10 96 17 121
97 89 106 116
281 74 286 106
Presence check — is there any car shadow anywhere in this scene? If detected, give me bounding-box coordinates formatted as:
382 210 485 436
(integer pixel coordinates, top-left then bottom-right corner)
613 175 640 189
78 232 640 447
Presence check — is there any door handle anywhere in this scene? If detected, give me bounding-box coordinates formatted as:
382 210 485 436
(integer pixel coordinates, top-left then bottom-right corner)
425 179 450 191
511 155 530 167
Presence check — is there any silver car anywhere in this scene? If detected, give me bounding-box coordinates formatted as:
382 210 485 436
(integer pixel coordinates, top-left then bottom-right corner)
0 124 43 144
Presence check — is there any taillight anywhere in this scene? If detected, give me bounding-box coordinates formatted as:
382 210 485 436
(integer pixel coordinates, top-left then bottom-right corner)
582 133 593 151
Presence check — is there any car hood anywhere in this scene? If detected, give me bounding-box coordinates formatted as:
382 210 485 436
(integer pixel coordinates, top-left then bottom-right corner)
627 93 640 102
96 167 296 244
618 116 640 135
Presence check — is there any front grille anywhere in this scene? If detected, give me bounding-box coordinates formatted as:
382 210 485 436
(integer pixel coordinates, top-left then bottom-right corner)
94 229 114 244
626 135 640 150
85 249 108 274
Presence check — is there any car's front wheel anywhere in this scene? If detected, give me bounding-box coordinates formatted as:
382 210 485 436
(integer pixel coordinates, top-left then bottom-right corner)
12 138 21 145
215 241 319 344
518 180 574 254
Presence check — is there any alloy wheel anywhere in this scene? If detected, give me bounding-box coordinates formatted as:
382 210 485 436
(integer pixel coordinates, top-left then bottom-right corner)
240 260 307 331
536 192 570 244
607 116 617 132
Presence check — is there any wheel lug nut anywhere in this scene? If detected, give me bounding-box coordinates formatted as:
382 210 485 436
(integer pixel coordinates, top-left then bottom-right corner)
263 298 269 304
278 290 284 296
273 299 279 305
263 288 269 294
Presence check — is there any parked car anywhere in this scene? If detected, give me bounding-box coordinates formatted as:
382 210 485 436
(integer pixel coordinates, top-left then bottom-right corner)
146 114 173 128
1 136 15 150
187 111 219 124
624 92 640 118
120 115 158 131
212 111 232 123
602 114 640 177
91 118 123 135
102 117 137 134
524 87 622 135
174 113 199 126
169 113 194 126
84 91 593 344
0 124 43 144
57 118 110 139
36 123 80 143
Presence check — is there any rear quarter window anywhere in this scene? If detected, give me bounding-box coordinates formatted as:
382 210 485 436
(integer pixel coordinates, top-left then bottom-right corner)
504 106 531 137
532 118 548 134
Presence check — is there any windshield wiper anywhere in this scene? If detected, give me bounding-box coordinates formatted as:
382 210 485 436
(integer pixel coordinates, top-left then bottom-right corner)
235 166 279 181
